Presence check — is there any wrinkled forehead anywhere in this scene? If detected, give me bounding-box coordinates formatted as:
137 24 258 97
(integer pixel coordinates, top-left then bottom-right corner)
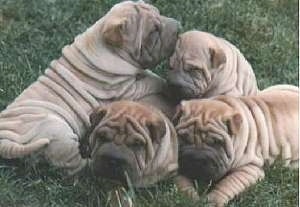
171 36 208 66
181 31 215 46
180 100 231 119
178 32 217 59
108 102 161 122
110 1 159 17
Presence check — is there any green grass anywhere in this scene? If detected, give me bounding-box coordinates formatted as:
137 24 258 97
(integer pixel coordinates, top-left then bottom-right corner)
0 0 298 206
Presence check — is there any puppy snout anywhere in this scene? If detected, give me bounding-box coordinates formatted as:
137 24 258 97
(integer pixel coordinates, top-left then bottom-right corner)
179 146 227 182
101 153 127 167
163 17 181 35
91 152 128 183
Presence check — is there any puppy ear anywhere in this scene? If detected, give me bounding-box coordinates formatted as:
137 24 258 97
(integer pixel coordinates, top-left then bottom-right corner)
147 119 166 142
172 104 183 126
209 47 226 69
103 18 127 47
225 113 242 135
90 107 107 128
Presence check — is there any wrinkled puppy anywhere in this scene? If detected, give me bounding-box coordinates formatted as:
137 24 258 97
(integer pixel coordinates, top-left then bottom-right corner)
0 1 179 174
82 101 178 188
174 85 298 206
167 31 258 101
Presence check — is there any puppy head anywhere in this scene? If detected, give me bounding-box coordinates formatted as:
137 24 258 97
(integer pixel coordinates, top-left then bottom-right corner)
101 1 180 69
87 101 178 187
167 31 226 99
173 99 242 183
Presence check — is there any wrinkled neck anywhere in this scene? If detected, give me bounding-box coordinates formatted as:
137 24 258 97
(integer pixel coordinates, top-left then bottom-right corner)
223 97 265 169
206 39 238 96
206 37 258 97
63 18 141 78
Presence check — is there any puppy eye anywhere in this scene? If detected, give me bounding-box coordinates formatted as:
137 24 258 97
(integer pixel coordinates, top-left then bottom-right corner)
96 130 112 143
154 23 160 32
178 135 193 146
145 30 159 49
189 67 202 73
149 29 159 39
128 139 145 148
183 66 197 72
205 137 222 146
205 138 215 145
97 135 111 143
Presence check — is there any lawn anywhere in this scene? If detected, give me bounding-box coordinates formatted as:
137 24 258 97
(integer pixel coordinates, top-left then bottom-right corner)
0 0 298 206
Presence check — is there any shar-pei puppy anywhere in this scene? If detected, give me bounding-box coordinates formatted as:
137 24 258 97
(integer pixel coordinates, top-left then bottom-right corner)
80 100 178 188
173 85 298 206
167 31 258 101
0 1 179 174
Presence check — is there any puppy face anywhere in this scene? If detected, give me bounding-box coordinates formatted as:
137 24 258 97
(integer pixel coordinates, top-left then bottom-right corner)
101 1 180 69
86 101 178 187
173 99 242 183
167 31 226 99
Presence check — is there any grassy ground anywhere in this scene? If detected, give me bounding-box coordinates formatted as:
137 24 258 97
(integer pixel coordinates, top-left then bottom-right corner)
0 0 298 206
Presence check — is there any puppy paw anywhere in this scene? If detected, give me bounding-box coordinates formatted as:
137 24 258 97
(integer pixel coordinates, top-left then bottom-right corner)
207 191 227 207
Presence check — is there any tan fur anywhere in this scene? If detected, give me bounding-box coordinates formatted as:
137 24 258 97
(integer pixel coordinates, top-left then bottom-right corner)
0 1 179 174
167 31 258 100
84 101 178 187
174 85 298 206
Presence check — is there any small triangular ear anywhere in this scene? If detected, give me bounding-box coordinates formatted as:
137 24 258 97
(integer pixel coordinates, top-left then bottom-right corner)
147 119 166 142
225 113 242 135
89 107 107 128
102 18 127 47
209 47 226 69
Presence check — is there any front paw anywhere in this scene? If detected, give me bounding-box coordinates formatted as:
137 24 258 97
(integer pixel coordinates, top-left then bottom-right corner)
174 175 200 201
207 191 227 207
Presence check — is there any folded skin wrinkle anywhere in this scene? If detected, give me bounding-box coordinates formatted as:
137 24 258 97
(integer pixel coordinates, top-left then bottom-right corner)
167 30 258 101
84 101 178 187
175 85 298 206
0 1 179 174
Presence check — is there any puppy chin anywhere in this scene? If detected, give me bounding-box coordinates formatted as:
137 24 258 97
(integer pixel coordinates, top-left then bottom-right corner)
90 143 138 185
91 156 125 184
179 145 227 183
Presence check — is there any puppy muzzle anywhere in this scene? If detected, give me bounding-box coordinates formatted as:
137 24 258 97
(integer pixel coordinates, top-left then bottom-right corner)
91 143 136 185
160 17 181 57
179 145 228 183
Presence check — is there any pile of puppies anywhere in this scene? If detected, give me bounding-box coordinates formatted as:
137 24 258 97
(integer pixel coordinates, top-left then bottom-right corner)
0 1 298 206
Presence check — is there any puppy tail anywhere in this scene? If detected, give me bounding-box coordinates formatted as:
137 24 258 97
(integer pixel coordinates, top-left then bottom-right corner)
0 138 50 159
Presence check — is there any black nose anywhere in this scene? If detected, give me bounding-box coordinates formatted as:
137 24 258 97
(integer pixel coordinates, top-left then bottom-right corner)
92 153 128 182
101 154 127 167
179 146 227 183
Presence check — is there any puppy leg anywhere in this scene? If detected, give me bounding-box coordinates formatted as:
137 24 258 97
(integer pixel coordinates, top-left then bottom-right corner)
0 115 87 174
41 118 88 175
207 164 265 207
44 136 87 175
125 70 166 100
174 175 200 201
